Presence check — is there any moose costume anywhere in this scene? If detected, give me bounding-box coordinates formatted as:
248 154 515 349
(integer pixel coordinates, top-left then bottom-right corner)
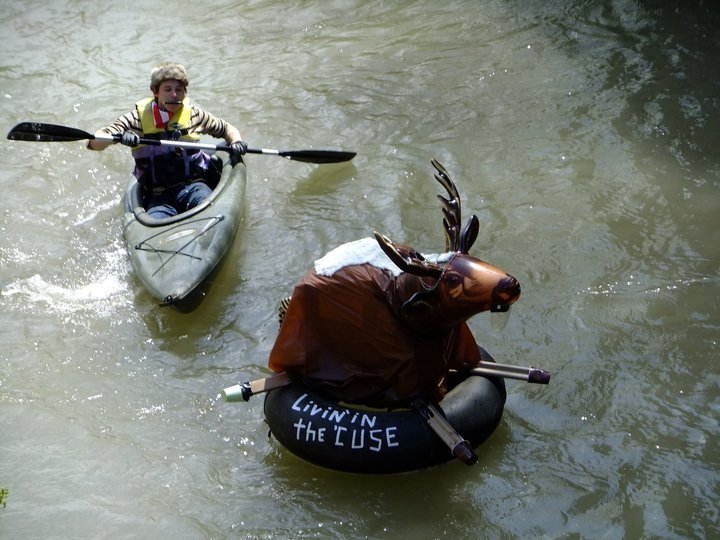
268 160 520 409
269 239 485 408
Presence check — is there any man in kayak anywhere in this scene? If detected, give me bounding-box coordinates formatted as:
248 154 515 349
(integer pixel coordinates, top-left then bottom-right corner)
87 62 247 218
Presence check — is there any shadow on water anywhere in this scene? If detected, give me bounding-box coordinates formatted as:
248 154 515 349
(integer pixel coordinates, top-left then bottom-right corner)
290 161 359 198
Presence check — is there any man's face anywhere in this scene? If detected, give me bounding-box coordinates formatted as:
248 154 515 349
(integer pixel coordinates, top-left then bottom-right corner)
154 79 186 112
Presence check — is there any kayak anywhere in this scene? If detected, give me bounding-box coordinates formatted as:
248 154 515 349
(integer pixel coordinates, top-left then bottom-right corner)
5 122 354 312
262 346 507 474
122 155 247 311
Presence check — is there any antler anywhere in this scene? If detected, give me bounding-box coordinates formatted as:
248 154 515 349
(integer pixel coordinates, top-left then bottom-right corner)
432 159 461 252
431 159 479 255
374 232 443 278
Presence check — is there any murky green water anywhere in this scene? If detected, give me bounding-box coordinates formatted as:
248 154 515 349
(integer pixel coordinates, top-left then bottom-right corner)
1 1 718 538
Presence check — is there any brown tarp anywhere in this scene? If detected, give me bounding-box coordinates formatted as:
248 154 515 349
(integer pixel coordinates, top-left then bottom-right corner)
268 264 482 408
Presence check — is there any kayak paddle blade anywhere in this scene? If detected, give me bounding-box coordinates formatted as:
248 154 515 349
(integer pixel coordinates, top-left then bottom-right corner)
7 122 95 142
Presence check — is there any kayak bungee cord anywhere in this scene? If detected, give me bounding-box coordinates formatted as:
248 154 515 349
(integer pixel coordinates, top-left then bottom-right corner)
131 215 225 276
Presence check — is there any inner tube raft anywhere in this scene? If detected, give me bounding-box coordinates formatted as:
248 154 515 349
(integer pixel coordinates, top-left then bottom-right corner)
263 347 506 474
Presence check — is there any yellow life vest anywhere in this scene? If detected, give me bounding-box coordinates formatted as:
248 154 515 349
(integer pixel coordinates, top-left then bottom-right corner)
134 96 199 144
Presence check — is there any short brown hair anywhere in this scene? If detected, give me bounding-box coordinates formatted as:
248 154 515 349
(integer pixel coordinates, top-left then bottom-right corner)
150 63 189 91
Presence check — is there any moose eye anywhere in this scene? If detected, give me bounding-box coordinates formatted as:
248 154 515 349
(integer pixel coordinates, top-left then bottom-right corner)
445 273 462 288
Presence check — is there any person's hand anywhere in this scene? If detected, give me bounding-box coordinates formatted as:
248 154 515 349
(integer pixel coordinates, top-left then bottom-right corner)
120 130 140 147
230 139 248 157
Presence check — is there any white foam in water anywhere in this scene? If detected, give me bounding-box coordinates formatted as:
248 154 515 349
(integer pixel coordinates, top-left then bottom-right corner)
73 197 118 226
2 273 128 315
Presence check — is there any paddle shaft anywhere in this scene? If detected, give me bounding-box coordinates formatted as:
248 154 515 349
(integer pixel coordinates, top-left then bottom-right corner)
223 360 551 402
469 363 551 384
92 133 230 151
412 399 477 465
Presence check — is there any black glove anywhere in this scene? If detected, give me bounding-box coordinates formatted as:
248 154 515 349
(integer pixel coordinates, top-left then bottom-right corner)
230 139 248 157
120 130 140 147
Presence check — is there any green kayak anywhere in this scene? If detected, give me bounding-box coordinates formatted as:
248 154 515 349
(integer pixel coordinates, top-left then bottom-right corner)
122 156 247 312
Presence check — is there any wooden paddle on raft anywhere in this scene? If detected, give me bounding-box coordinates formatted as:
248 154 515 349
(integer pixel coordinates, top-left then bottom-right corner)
7 122 357 164
222 361 551 402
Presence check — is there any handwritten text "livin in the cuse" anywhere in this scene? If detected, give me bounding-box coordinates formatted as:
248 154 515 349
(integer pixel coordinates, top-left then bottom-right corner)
291 393 400 452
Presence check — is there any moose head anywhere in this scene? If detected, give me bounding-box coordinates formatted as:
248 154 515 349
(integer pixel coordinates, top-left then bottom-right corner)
374 159 521 331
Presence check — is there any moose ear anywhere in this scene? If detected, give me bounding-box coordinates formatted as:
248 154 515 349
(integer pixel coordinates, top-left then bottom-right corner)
400 288 438 318
373 231 443 278
460 215 479 254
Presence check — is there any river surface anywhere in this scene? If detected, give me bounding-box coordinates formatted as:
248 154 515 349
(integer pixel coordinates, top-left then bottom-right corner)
1 1 718 538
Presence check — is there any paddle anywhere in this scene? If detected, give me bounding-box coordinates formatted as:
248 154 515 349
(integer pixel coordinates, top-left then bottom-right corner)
222 360 551 402
7 122 356 164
